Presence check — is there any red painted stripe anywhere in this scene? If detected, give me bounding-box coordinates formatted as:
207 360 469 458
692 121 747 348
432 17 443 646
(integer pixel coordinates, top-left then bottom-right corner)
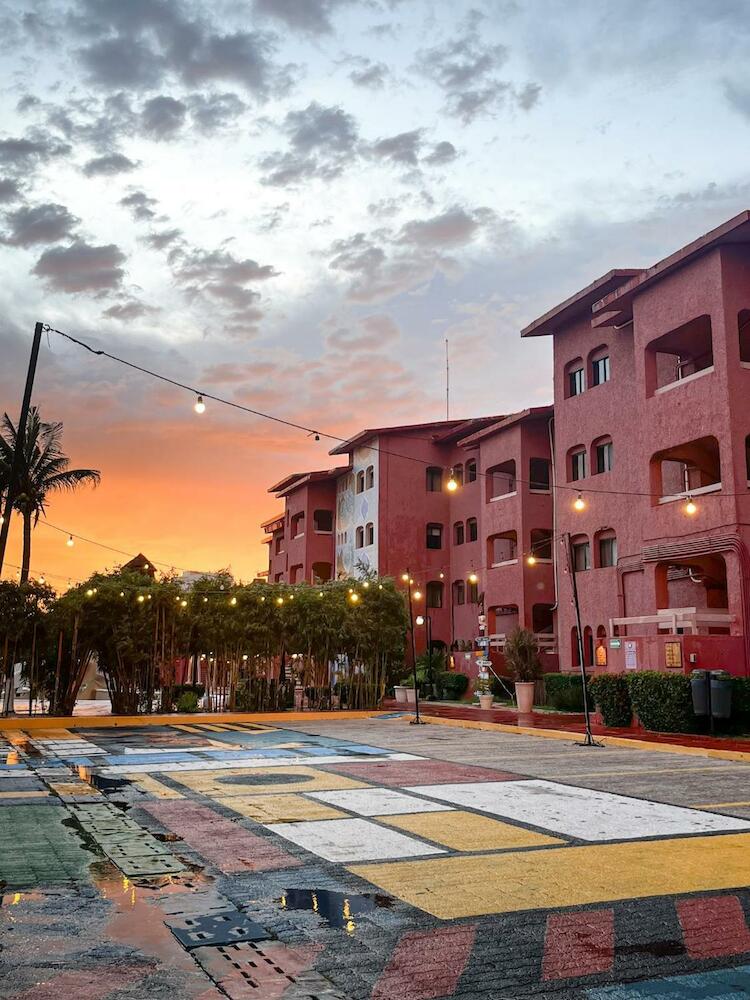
12 966 146 1000
372 925 476 1000
678 895 750 959
542 909 614 980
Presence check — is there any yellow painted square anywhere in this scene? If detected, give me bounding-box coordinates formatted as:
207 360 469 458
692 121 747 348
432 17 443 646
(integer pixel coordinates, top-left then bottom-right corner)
217 793 347 823
48 782 100 796
378 810 565 852
33 729 81 740
349 833 750 919
170 766 367 798
124 773 184 799
0 790 49 799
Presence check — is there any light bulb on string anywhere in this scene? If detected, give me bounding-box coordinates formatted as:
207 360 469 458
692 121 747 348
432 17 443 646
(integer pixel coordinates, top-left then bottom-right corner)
573 492 586 512
349 592 360 603
685 496 698 516
446 468 458 492
468 572 478 584
66 535 74 547
526 554 537 566
401 573 409 583
194 395 206 414
413 589 422 600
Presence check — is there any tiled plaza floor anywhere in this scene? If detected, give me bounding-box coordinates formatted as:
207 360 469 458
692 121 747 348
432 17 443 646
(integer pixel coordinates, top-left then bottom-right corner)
2 715 750 998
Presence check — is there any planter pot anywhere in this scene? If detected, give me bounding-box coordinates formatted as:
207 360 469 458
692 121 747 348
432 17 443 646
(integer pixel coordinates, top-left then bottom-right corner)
394 685 408 704
478 694 494 710
405 688 416 705
515 681 535 714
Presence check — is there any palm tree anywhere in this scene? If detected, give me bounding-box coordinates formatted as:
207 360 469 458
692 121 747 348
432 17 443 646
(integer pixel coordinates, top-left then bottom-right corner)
0 408 100 581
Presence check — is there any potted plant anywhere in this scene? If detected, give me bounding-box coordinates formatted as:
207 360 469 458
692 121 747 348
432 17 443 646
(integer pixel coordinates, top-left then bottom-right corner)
474 676 494 710
393 682 408 704
503 627 540 714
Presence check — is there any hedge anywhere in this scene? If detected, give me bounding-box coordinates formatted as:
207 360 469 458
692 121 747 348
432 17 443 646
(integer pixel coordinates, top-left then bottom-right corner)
589 673 632 727
437 671 469 700
731 677 750 722
626 671 694 733
543 673 595 712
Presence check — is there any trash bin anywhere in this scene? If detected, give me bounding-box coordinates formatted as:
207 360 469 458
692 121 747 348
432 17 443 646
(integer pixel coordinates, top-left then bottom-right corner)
709 670 733 720
691 670 709 715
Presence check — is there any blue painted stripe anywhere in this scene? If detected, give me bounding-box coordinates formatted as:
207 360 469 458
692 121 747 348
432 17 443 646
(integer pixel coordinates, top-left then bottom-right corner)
587 964 750 999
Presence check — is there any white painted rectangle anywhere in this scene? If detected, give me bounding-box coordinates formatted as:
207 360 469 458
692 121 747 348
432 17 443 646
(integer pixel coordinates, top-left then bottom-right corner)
404 780 750 842
307 788 452 816
265 818 446 862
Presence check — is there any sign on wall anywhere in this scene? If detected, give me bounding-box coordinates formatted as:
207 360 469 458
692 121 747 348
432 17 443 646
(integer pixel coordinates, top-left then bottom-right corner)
664 641 683 669
624 640 638 670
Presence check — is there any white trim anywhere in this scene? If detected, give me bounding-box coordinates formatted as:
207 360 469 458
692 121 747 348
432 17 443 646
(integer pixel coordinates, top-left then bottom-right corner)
654 365 714 395
490 490 518 502
491 559 518 568
313 529 333 535
292 531 305 539
529 488 552 495
533 558 553 565
658 482 722 505
741 361 750 370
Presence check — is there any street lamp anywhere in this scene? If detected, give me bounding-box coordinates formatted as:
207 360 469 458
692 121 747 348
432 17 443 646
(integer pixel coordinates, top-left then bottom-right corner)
401 568 424 725
415 613 434 699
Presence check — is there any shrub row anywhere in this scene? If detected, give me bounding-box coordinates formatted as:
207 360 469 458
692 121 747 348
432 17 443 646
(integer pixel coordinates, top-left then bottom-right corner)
588 674 632 727
437 671 469 700
543 673 595 712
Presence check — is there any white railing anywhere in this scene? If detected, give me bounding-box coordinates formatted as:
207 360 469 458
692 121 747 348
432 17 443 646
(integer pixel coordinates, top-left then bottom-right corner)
609 607 735 636
486 632 557 652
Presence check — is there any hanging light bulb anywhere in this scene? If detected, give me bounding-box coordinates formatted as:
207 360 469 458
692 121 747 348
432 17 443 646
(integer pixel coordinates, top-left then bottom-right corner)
39 575 45 584
468 571 478 584
276 596 284 605
378 583 383 590
66 535 74 547
230 596 237 605
319 591 324 597
137 594 145 603
573 492 586 512
349 592 360 603
180 599 187 607
446 468 458 492
194 395 206 414
685 496 698 516
439 571 444 579
401 573 409 583
119 591 125 597
413 589 422 600
362 581 370 589
526 554 537 566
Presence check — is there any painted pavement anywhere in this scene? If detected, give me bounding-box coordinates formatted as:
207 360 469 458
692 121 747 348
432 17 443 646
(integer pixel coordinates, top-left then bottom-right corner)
1 717 750 998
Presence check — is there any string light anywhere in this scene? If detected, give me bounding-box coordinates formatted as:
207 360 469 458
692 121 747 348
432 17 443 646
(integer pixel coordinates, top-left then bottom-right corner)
349 592 360 603
685 496 698 516
362 581 370 589
137 594 145 602
194 395 206 414
66 535 74 547
86 588 94 597
468 572 478 584
446 468 458 492
401 573 409 583
230 596 237 605
180 599 187 607
573 493 586 512
526 554 537 566
276 596 284 605
412 589 422 600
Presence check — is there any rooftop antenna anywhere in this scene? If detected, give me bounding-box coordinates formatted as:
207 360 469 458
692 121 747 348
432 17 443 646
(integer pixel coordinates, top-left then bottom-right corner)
445 338 450 420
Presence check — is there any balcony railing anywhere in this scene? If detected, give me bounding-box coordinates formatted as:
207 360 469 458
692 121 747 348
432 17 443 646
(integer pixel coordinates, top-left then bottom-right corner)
486 632 557 653
609 607 735 636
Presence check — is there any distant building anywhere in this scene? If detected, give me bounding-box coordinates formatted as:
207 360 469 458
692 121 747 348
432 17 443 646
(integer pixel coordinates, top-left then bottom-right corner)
122 553 157 578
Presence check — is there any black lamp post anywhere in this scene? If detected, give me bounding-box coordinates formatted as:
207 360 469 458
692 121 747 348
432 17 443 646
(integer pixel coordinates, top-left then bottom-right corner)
401 569 424 725
416 613 434 699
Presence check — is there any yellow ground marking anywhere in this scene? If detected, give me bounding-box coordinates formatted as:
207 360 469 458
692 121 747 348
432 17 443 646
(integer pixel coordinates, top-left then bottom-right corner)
5 732 31 746
378 810 565 852
217 793 348 823
170 766 368 798
405 715 750 763
0 790 49 799
350 832 750 919
31 729 82 740
124 774 184 799
695 801 750 809
47 782 100 796
172 724 207 733
193 724 234 732
0 710 387 731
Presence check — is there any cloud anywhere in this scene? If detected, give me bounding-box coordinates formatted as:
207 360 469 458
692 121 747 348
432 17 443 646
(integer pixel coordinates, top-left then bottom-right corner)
370 129 424 166
252 0 346 35
102 298 158 320
187 91 247 133
348 57 389 89
415 13 540 122
140 96 187 140
82 152 139 176
167 245 279 325
120 190 159 221
0 133 70 172
144 228 183 251
260 101 359 185
326 314 400 351
2 202 80 247
423 140 458 166
0 179 21 203
79 35 165 90
32 241 126 294
397 206 492 248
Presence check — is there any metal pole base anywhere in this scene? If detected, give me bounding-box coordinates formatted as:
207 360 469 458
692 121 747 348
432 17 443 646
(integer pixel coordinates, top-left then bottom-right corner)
573 735 605 747
409 717 426 725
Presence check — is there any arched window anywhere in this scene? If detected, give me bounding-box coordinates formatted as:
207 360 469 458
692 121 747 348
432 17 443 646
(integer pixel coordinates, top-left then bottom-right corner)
426 466 442 492
452 580 465 605
589 345 610 386
565 357 585 397
466 459 477 482
356 470 365 494
365 465 375 489
571 626 581 667
426 523 443 549
592 436 613 475
595 529 617 568
584 626 594 667
568 445 587 482
571 534 591 572
452 463 463 486
365 522 374 546
466 517 478 542
453 521 465 545
426 581 444 608
355 526 364 548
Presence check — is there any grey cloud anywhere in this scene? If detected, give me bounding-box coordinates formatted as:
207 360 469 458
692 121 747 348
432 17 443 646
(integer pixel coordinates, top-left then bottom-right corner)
0 134 70 171
260 101 359 185
326 313 400 351
370 129 424 166
724 79 750 119
0 179 21 203
348 58 389 89
2 203 80 247
252 0 346 35
169 246 278 311
397 206 490 247
32 241 126 294
102 298 158 320
144 228 183 250
423 140 458 165
141 96 187 139
79 36 165 90
120 190 159 221
16 95 41 114
328 233 386 274
188 92 247 133
82 152 139 176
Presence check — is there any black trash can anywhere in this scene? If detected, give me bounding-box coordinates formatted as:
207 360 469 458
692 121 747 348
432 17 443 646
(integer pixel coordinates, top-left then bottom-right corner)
691 670 709 716
709 671 733 720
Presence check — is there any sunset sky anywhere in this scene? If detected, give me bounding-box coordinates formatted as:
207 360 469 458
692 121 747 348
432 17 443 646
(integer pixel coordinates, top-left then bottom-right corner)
2 1 750 585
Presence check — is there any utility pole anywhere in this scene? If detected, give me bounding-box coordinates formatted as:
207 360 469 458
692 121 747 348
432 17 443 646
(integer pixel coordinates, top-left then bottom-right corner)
0 322 44 576
564 532 602 748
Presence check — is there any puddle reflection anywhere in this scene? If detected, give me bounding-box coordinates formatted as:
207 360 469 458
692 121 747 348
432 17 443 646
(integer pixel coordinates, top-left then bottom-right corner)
278 888 392 933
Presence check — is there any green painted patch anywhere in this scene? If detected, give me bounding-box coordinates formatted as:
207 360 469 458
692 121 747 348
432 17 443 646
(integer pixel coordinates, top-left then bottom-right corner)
0 805 93 887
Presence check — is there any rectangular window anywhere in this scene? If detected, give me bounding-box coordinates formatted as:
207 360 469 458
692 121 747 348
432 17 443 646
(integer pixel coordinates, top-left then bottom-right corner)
426 524 443 549
596 441 613 474
572 542 591 572
467 518 478 542
592 356 610 386
569 368 584 396
453 581 465 605
571 451 586 481
466 461 477 482
426 467 442 492
467 581 479 603
453 522 465 545
426 582 443 609
599 536 617 568
529 458 551 491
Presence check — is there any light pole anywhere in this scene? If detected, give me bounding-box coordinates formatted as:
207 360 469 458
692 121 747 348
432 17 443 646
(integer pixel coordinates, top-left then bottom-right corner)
415 613 434 699
401 570 423 724
563 531 601 748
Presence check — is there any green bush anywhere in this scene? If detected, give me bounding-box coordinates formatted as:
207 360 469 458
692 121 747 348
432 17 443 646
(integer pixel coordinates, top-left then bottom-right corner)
490 675 514 700
437 671 469 700
173 683 205 700
589 673 632 727
626 671 694 733
176 690 200 713
543 673 594 712
731 677 750 722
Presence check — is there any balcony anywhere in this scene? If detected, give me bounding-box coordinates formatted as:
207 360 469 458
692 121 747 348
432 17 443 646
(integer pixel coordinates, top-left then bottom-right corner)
487 632 557 653
609 607 735 636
